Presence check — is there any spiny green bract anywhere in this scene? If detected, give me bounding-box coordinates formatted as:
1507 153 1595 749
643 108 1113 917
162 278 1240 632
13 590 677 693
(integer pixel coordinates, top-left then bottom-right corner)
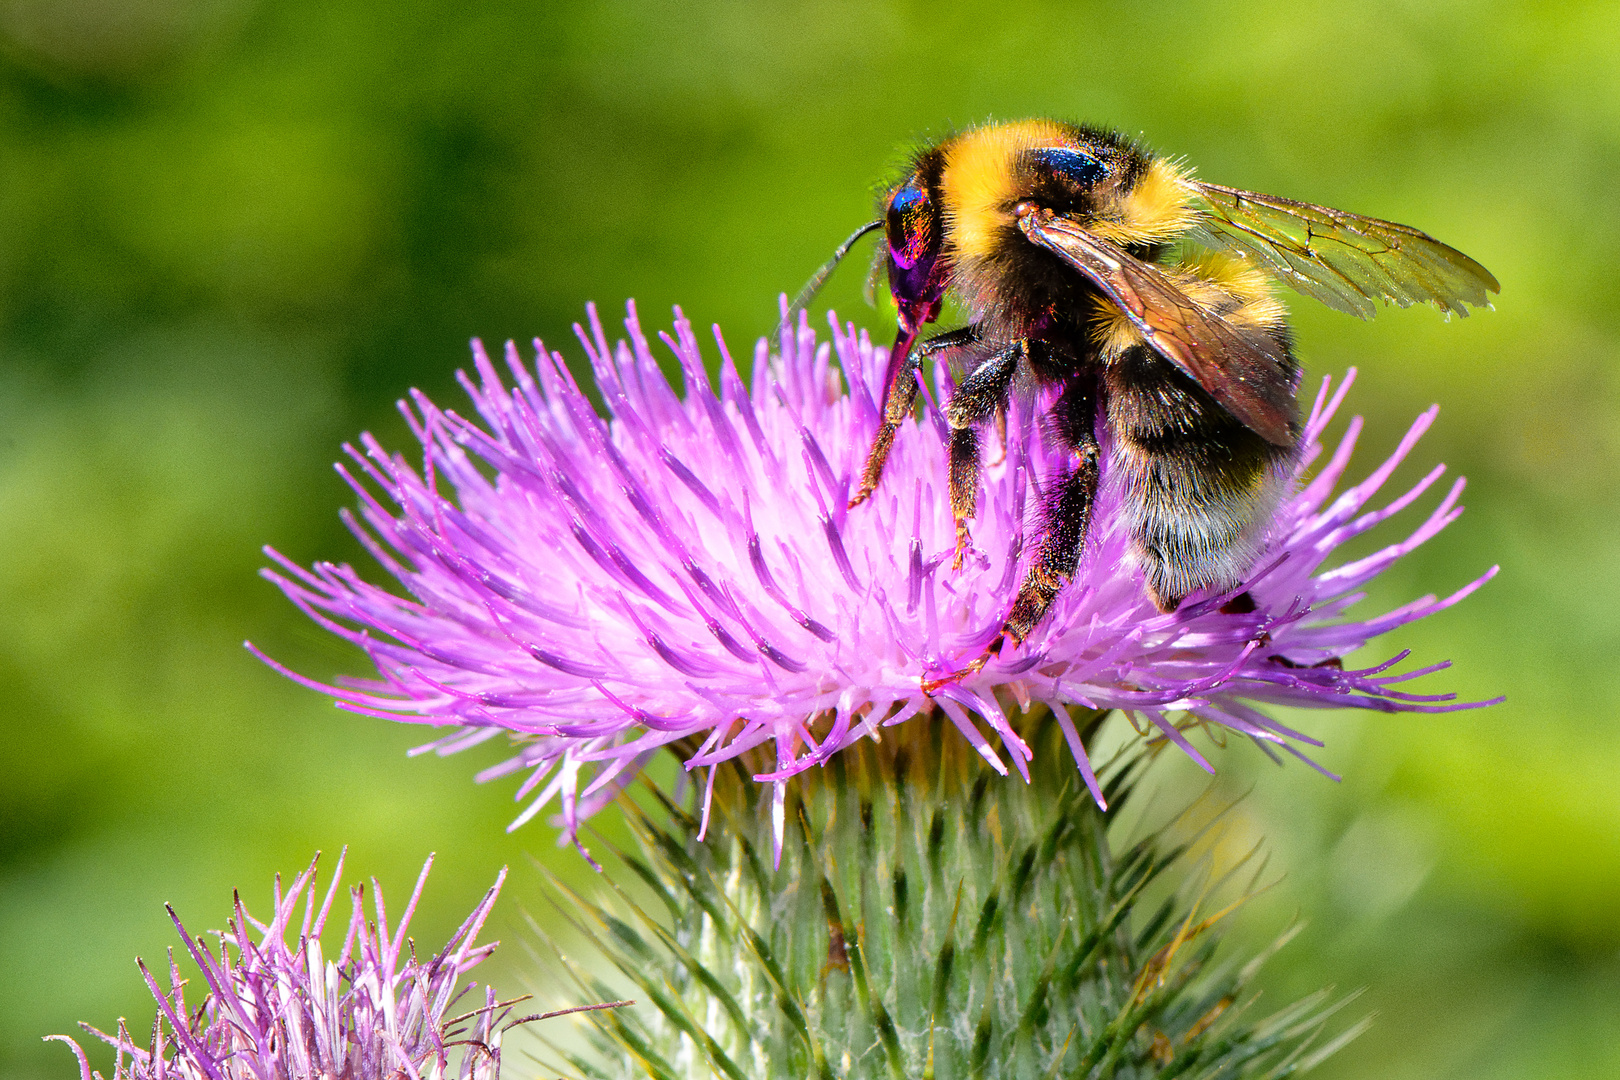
540 712 1363 1080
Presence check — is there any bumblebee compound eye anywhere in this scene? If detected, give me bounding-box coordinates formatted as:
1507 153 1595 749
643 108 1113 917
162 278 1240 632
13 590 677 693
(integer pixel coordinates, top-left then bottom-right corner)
885 174 944 332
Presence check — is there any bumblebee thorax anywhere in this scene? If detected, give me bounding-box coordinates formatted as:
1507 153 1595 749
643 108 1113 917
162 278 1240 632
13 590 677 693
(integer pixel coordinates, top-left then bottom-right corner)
935 120 1199 322
937 119 1081 271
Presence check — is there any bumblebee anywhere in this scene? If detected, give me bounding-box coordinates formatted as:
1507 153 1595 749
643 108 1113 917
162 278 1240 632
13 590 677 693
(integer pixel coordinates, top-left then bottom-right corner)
792 119 1497 682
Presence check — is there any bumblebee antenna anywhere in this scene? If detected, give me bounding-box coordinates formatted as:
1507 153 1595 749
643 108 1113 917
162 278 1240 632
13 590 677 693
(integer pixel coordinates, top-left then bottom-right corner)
776 219 883 346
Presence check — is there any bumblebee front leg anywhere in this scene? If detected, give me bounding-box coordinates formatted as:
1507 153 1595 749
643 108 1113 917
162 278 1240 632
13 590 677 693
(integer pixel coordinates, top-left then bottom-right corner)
850 324 982 508
944 339 1025 569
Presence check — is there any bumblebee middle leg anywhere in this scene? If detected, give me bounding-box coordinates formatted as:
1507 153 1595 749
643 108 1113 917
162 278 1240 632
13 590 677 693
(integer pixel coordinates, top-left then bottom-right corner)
850 324 982 508
944 339 1025 568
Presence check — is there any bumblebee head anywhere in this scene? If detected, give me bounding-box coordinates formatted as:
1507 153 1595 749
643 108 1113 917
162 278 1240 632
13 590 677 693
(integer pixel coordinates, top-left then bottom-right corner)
882 159 948 334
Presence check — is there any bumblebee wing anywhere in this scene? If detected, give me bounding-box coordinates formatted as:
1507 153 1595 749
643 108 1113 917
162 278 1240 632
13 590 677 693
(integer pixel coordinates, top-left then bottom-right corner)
1188 181 1499 319
1020 210 1297 446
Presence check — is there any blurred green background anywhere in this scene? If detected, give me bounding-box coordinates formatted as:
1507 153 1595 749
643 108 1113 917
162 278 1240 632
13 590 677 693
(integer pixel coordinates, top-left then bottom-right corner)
2 0 1616 1077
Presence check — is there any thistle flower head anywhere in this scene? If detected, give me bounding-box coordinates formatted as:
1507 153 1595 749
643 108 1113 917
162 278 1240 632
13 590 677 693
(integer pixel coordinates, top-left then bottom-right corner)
50 853 514 1080
552 721 1369 1080
257 302 1497 861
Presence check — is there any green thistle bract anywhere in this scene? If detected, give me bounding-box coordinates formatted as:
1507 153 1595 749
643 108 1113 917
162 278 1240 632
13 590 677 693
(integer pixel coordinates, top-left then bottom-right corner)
541 715 1364 1080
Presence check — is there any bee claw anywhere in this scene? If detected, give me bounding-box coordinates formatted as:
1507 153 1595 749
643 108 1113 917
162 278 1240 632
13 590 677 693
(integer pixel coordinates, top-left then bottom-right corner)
950 520 977 572
920 631 1009 694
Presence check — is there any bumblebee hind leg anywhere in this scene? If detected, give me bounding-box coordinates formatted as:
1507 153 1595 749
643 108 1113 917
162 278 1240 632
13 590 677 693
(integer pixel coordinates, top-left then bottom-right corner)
923 369 1099 693
1000 369 1100 644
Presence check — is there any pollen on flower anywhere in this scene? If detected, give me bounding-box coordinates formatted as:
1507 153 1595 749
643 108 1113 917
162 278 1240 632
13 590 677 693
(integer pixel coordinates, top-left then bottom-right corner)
253 301 1498 864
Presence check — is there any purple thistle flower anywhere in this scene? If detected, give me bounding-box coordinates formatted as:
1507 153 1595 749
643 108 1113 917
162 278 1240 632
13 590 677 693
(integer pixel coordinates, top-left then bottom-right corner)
49 853 523 1080
254 302 1498 861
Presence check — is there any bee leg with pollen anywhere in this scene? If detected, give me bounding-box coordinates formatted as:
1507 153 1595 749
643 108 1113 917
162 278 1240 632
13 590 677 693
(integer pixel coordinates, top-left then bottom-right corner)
851 323 983 508
924 369 1098 693
943 339 1025 570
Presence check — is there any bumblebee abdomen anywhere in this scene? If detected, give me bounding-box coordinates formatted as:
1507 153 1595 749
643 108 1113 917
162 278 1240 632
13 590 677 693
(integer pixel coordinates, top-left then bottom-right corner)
1105 345 1299 609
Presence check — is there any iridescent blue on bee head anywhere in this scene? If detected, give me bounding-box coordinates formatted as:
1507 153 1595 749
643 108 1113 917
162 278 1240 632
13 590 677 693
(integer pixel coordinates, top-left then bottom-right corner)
885 172 944 330
886 178 932 271
1027 146 1108 188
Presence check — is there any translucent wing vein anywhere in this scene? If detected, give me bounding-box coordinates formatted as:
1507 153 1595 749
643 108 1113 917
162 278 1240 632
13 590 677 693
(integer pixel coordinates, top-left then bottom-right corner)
1187 182 1500 319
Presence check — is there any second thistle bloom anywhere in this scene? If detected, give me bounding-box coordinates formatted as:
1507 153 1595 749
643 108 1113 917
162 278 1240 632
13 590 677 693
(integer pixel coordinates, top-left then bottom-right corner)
51 854 513 1080
260 304 1495 853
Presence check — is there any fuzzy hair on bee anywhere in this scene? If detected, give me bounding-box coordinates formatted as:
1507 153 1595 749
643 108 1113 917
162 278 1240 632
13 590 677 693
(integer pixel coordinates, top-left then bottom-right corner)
789 118 1497 687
